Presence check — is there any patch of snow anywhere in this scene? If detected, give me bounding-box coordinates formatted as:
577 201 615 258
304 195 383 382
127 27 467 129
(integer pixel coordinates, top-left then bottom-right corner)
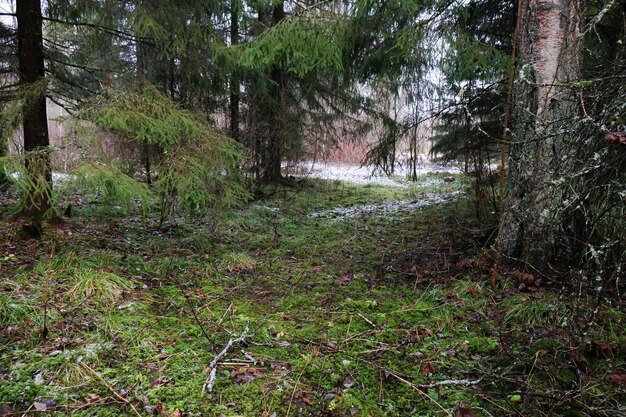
291 161 460 188
52 172 76 184
254 205 280 213
308 191 462 221
7 171 76 186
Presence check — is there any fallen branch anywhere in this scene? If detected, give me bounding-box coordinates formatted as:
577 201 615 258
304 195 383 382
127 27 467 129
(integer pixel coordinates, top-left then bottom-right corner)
202 322 250 395
416 378 482 389
80 362 143 417
357 312 376 328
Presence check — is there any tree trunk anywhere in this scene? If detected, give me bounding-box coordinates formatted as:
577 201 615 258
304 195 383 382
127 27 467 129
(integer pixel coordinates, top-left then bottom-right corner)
262 2 286 183
229 0 240 141
17 0 51 221
497 0 581 268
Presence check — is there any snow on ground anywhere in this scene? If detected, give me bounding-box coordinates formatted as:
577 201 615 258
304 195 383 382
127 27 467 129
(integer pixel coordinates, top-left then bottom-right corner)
8 172 76 186
307 191 462 221
287 160 464 221
291 160 460 188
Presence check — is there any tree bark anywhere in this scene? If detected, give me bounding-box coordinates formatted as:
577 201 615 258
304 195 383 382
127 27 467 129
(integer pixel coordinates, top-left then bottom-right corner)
17 0 51 221
229 0 240 142
262 2 286 183
497 0 582 268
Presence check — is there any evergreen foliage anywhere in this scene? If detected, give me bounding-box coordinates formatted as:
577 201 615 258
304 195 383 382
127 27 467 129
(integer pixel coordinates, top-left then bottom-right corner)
430 0 514 167
81 83 249 224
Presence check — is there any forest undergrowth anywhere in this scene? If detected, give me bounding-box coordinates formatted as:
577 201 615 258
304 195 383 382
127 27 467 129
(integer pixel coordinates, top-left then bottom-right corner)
1 174 625 417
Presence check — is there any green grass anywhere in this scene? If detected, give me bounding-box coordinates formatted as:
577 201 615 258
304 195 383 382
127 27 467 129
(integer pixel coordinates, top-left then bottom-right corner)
0 175 624 417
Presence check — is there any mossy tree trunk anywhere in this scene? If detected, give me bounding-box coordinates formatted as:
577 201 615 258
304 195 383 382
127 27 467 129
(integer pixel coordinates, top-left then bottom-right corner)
17 0 51 221
497 0 582 268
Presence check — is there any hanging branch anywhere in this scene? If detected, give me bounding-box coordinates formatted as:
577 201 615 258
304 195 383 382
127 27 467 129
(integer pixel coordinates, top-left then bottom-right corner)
580 0 618 38
42 16 152 44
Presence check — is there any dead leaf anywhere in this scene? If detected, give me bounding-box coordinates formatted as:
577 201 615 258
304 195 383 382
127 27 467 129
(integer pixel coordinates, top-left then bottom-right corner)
150 376 170 386
422 363 437 375
231 367 263 383
455 258 473 269
33 402 47 411
456 407 478 417
605 131 626 144
445 291 459 300
510 269 535 284
294 391 314 406
337 273 353 286
33 369 44 385
0 405 14 417
323 393 336 401
147 363 166 374
342 375 355 388
607 372 626 387
85 393 104 404
591 341 615 358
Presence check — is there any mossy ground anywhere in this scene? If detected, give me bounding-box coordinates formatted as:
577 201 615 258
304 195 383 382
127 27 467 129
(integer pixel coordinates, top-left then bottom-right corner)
1 175 625 416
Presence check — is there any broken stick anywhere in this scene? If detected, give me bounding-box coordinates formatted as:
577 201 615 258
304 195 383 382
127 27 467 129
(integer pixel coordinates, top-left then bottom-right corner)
202 322 250 395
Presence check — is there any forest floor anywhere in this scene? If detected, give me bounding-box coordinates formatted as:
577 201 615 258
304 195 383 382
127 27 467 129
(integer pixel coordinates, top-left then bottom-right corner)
1 171 625 417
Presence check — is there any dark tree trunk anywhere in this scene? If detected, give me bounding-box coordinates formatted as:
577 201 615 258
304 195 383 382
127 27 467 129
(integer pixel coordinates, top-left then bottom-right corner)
497 0 581 268
229 0 240 141
17 0 51 220
136 37 153 185
262 2 286 183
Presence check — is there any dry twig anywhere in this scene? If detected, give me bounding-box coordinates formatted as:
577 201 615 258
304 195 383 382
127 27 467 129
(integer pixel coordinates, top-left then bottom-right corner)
80 362 143 417
202 322 250 395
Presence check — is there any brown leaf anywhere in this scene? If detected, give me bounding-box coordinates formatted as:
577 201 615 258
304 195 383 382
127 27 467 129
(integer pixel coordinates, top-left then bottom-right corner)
231 367 263 383
294 391 314 406
510 269 535 284
456 407 478 417
150 376 170 386
455 258 473 269
421 363 437 375
337 273 353 286
591 341 615 358
85 393 104 404
146 363 166 374
605 131 626 144
607 372 626 387
0 405 14 417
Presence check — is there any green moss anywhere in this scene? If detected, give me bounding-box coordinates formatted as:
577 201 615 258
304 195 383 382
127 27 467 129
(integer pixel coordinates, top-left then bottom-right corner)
1 175 621 416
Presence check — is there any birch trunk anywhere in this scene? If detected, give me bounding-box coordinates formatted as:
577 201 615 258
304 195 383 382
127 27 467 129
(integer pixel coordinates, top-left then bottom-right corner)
497 0 582 268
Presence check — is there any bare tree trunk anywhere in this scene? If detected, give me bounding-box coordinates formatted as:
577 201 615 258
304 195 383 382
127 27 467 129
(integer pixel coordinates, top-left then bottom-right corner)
262 2 286 183
497 0 582 268
17 0 51 221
